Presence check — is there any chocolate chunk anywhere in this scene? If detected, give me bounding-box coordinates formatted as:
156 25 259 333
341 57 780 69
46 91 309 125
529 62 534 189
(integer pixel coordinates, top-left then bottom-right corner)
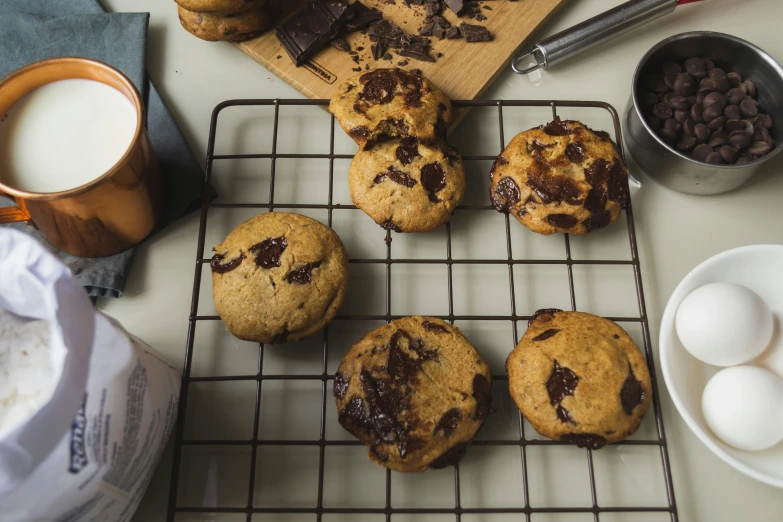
343 2 383 32
422 320 449 333
583 188 607 214
358 68 425 108
368 19 405 48
472 374 492 421
556 405 577 425
330 37 351 52
380 219 402 232
421 162 446 202
444 0 464 14
546 360 578 404
529 308 562 326
445 26 461 39
385 166 418 187
371 42 385 60
210 252 245 274
620 364 644 415
276 0 353 66
395 137 420 165
532 328 561 342
542 117 571 136
607 161 629 203
286 260 323 284
565 142 586 163
334 372 349 399
547 214 578 229
583 210 612 232
350 125 369 138
338 396 370 433
429 442 468 469
399 39 435 62
527 168 582 205
459 22 492 42
249 236 288 268
435 408 462 436
491 177 521 212
560 433 607 450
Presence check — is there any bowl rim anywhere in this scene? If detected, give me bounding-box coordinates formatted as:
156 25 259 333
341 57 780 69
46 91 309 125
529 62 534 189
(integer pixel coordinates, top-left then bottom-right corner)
660 243 783 489
632 31 783 171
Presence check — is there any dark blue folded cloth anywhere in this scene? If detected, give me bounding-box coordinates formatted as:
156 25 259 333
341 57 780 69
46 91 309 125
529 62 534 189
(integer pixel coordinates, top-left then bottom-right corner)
0 0 209 298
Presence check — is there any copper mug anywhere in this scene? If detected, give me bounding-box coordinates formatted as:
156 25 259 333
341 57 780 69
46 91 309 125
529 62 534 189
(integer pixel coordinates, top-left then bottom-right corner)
0 58 164 258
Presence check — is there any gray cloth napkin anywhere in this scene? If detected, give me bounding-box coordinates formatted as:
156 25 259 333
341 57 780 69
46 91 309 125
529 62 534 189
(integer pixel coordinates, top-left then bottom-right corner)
0 0 209 298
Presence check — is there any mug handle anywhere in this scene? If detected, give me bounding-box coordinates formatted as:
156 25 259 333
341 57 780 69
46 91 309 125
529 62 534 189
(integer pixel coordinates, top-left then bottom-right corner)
0 191 31 224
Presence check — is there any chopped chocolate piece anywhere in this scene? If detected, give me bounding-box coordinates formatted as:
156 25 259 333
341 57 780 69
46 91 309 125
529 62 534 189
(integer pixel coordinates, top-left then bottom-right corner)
286 260 323 284
532 328 561 342
444 0 464 14
421 162 447 201
249 236 288 268
330 37 351 52
372 42 385 60
419 22 435 36
425 1 442 18
400 40 435 62
432 23 446 39
210 252 245 274
445 26 461 39
546 360 579 404
383 52 393 60
460 22 492 42
276 0 353 66
369 19 405 48
410 67 423 75
434 408 462 436
343 2 384 32
620 364 644 415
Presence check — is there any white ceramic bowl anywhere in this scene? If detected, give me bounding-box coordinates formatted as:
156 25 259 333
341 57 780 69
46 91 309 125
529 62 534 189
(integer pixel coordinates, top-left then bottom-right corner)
660 244 783 488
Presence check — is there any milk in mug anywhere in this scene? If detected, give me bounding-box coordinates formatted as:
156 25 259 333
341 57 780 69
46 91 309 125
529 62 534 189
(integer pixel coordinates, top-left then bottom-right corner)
0 79 137 193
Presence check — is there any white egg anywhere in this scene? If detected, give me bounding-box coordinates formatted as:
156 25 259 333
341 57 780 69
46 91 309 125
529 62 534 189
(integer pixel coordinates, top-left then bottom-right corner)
676 282 773 366
702 366 783 451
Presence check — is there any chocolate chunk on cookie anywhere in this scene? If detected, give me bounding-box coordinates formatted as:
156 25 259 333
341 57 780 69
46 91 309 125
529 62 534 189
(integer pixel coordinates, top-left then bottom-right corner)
211 212 348 344
330 68 452 149
349 138 465 232
335 316 492 472
507 311 652 448
490 119 629 235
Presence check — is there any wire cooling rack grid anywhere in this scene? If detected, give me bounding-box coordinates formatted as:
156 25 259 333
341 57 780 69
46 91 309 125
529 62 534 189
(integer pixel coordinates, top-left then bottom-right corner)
165 99 679 522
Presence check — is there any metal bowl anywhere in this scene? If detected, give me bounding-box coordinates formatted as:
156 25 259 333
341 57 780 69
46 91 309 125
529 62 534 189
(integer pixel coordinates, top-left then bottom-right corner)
624 31 783 195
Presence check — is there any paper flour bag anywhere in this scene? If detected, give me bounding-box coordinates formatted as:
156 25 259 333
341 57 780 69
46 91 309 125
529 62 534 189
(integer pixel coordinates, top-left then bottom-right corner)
0 229 180 521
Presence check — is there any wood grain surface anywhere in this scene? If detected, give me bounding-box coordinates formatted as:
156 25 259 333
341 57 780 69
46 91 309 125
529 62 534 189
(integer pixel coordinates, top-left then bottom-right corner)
235 0 570 101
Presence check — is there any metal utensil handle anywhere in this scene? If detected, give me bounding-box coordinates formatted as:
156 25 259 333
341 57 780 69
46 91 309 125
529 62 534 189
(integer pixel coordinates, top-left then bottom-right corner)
513 0 677 74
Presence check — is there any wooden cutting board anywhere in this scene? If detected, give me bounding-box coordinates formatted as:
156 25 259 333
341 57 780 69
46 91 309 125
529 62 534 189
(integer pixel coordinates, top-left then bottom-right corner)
235 0 569 101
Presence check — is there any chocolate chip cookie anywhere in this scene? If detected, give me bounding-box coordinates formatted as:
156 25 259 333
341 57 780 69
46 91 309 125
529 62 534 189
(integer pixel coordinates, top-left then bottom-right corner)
330 68 452 149
335 317 492 472
177 5 272 42
175 0 267 13
211 212 348 344
349 138 465 232
507 310 652 449
490 119 629 235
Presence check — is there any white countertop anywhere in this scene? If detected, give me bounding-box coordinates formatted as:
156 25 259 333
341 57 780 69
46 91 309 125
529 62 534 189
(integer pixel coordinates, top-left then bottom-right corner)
101 1 783 521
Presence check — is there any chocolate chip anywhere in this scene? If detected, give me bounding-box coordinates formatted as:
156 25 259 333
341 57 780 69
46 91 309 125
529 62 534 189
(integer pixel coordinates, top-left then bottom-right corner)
529 308 562 326
702 91 726 109
749 141 771 156
708 131 728 148
210 252 245 274
692 144 713 162
547 214 578 229
665 94 690 110
707 116 726 132
702 103 723 122
491 176 521 212
690 103 704 123
546 360 578 404
682 119 696 137
728 130 751 149
350 126 370 139
584 210 612 232
676 135 697 151
435 408 462 436
542 117 571 136
532 328 561 341
743 80 757 97
421 162 447 202
661 61 681 79
684 57 707 79
249 236 287 269
556 405 577 425
359 68 425 108
705 151 722 164
726 88 744 105
620 364 644 415
422 320 449 333
286 260 323 284
672 72 695 96
652 103 672 120
719 145 738 163
429 442 468 469
565 142 586 163
607 162 629 202
674 110 689 124
740 97 758 117
395 137 420 165
726 71 743 87
694 123 710 144
472 374 492 421
723 104 741 121
560 433 607 450
334 372 349 399
583 188 607 214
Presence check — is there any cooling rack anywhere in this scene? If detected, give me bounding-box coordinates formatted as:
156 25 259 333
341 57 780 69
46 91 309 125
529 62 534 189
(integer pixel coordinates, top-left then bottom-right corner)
165 98 679 522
